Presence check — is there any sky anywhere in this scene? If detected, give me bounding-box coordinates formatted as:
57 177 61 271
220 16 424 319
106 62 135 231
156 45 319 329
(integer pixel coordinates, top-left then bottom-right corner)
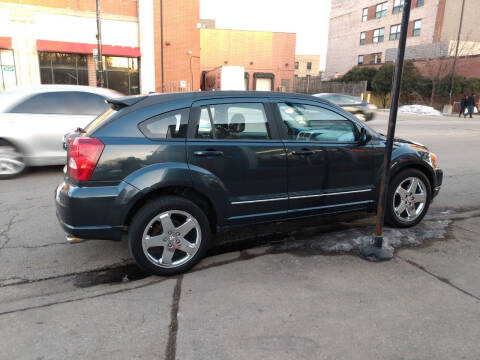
200 0 332 70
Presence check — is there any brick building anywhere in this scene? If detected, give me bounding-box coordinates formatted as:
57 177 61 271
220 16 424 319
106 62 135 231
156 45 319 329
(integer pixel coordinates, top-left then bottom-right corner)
0 0 201 93
325 0 480 78
294 55 321 78
200 28 296 92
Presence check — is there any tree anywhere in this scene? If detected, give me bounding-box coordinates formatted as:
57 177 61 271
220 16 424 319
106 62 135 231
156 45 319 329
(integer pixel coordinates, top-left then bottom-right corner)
372 63 394 108
372 61 424 107
341 66 378 90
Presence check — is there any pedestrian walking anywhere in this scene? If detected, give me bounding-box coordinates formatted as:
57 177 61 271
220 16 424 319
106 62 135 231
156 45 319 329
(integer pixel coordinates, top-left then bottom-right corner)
459 94 467 117
466 93 476 118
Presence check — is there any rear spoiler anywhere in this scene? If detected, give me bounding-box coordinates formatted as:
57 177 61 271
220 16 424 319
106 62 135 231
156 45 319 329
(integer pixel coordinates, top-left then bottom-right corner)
106 95 148 110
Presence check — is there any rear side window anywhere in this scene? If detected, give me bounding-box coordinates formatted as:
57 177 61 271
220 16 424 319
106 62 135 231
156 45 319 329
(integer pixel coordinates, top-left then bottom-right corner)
9 91 109 115
139 108 189 140
194 103 270 140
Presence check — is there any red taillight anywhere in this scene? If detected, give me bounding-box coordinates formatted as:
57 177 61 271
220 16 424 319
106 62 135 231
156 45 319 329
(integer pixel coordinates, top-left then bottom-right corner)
68 137 104 181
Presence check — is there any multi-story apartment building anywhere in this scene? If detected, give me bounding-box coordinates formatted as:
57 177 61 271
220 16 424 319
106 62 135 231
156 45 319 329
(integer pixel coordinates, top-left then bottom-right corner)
325 0 480 78
294 55 321 78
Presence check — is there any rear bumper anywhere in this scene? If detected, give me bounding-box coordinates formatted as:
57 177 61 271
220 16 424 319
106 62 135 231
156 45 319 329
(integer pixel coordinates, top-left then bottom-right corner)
55 180 139 241
433 168 443 198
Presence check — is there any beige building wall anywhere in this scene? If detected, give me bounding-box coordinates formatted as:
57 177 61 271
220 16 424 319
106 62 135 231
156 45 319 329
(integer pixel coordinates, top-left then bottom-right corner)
295 55 321 77
325 0 460 78
440 0 480 42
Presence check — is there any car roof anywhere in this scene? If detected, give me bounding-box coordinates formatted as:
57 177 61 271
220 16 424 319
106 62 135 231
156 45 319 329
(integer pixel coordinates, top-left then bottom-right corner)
0 85 122 112
111 91 332 110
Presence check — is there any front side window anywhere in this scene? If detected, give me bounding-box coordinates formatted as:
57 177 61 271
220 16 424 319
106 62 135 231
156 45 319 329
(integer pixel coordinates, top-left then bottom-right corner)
393 0 404 14
9 91 108 115
39 52 88 86
373 28 385 43
195 103 270 140
277 102 357 143
360 32 366 45
390 24 402 40
362 7 368 22
376 2 388 18
358 55 364 65
139 108 189 140
413 20 422 36
370 53 382 64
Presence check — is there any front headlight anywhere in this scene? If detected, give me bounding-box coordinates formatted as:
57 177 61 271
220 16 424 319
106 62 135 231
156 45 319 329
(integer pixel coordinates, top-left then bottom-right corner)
429 153 439 168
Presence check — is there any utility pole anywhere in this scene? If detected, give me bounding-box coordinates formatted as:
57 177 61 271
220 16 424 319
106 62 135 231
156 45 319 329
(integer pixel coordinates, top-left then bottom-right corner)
359 0 412 261
448 0 466 105
96 0 104 87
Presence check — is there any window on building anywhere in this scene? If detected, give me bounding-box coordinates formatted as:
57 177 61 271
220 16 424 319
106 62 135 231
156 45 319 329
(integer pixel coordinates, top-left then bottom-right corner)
39 52 88 86
416 0 424 7
370 53 382 64
390 24 402 40
393 0 405 14
376 2 388 18
362 7 368 22
0 49 17 91
98 56 140 95
139 108 189 140
413 19 422 36
294 61 299 69
360 32 366 45
373 28 385 43
358 55 364 65
306 62 312 70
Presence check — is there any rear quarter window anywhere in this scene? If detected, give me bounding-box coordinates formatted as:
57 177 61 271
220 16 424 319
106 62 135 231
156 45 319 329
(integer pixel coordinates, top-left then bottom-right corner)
138 108 189 140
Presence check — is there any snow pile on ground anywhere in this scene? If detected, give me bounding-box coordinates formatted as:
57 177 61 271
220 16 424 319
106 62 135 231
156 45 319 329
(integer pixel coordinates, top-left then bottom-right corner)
398 104 443 116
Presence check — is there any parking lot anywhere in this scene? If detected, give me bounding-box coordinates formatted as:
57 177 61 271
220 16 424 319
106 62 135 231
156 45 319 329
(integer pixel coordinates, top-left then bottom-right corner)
1 111 480 359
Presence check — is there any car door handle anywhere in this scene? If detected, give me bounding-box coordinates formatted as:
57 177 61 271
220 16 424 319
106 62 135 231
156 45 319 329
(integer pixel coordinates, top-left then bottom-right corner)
194 150 224 157
291 149 314 156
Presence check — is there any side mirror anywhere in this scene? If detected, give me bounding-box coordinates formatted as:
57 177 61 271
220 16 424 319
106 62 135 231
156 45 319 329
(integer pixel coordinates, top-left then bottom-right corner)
359 128 372 145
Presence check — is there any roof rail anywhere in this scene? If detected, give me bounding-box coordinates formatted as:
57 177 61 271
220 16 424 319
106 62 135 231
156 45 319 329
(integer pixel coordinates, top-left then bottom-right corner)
106 95 148 110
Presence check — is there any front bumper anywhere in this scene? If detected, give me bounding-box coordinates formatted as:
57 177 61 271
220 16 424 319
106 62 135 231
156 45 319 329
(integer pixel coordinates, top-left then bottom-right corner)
55 180 139 241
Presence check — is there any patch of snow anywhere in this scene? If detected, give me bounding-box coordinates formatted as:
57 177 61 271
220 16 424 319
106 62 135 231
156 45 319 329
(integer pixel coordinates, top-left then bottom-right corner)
399 105 443 116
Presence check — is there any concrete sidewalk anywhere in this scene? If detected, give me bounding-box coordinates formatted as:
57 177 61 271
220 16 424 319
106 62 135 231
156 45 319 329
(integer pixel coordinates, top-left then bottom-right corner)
1 212 479 360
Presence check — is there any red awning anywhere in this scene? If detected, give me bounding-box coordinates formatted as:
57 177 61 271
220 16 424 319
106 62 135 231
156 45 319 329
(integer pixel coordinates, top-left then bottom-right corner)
36 40 141 57
0 37 12 49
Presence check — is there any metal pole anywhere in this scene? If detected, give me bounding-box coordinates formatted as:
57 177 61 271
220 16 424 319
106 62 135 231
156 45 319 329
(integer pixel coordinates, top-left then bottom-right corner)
96 0 104 87
160 0 165 92
448 0 466 105
359 0 412 261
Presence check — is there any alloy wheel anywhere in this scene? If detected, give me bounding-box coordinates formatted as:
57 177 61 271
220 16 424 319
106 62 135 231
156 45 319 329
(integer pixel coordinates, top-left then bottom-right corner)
0 145 26 177
392 176 427 223
141 210 202 268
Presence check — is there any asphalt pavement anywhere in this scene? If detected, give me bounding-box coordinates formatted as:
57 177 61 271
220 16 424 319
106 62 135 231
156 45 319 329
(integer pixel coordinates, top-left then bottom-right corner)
1 112 479 359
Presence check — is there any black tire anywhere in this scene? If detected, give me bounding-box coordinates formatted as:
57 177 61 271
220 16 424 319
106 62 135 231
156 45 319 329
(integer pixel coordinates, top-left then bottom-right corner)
385 168 431 228
128 196 211 276
0 139 27 180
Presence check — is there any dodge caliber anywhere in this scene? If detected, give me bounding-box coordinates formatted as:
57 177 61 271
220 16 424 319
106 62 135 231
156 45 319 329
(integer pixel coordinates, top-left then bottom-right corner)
55 91 443 275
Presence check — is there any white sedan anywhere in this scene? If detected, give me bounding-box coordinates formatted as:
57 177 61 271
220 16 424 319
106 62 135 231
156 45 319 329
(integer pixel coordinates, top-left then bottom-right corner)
0 85 121 179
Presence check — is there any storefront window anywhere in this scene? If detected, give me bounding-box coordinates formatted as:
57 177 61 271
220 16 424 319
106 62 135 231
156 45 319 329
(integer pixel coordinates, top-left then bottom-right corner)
97 56 139 95
0 49 17 91
38 52 88 85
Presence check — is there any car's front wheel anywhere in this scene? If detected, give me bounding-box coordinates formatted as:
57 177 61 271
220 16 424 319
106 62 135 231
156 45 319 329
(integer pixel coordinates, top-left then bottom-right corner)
128 196 211 276
386 168 431 228
0 140 26 179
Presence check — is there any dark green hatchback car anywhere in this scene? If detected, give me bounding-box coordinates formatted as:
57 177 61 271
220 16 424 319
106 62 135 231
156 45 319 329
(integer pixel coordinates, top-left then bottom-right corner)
56 91 442 275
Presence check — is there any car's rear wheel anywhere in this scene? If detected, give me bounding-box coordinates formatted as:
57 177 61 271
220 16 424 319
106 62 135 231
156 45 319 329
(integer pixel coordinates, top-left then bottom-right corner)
128 196 211 276
0 140 26 179
386 168 431 228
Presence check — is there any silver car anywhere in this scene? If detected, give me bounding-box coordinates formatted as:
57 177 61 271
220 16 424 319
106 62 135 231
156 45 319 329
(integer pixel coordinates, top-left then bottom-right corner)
0 85 121 179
